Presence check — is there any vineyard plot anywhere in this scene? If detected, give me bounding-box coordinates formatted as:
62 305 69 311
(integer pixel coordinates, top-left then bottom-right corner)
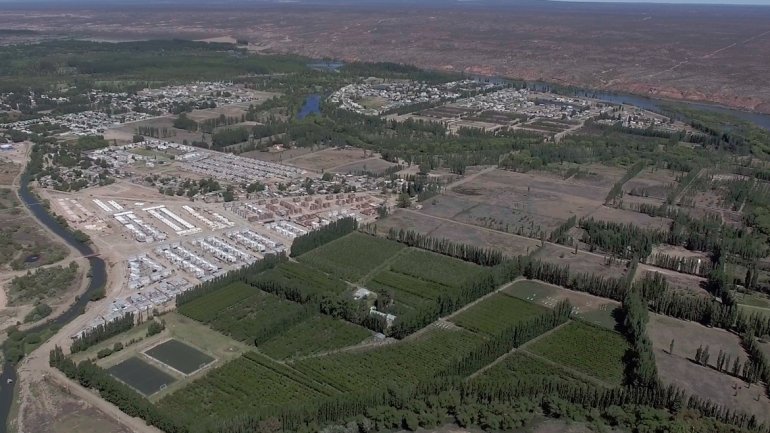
177 282 259 323
298 232 405 281
472 351 590 386
388 248 485 287
450 293 547 336
157 351 336 431
527 321 628 385
259 315 372 360
290 328 482 392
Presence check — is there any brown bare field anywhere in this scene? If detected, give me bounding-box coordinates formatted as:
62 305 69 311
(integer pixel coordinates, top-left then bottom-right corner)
17 377 132 433
242 147 314 163
418 168 616 236
532 243 629 278
5 2 770 112
284 147 373 172
650 244 710 261
635 264 709 298
0 157 19 184
648 313 744 364
376 209 541 257
648 314 770 424
586 206 671 231
623 168 679 200
331 158 398 176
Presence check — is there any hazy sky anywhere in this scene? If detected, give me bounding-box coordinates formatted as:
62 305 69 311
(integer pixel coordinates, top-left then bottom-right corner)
554 0 770 4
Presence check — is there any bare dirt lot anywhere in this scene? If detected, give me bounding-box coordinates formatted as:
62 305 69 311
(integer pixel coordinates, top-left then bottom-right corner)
636 264 709 298
532 243 629 278
647 313 770 424
16 376 132 433
377 209 542 257
284 147 378 173
586 206 671 231
418 168 617 237
623 168 680 200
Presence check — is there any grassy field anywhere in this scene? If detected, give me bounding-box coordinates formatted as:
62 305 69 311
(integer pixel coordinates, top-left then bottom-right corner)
258 315 371 360
450 293 547 336
527 321 628 385
290 328 482 392
298 232 405 281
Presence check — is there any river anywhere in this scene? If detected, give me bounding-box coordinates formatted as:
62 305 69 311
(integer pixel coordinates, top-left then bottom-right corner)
0 175 107 433
297 94 322 119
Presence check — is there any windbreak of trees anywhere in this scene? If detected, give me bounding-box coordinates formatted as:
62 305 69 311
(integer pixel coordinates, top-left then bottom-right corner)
290 217 358 257
70 312 135 353
386 228 504 266
621 289 658 388
579 217 666 260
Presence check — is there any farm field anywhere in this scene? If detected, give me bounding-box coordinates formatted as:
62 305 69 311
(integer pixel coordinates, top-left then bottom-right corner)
389 248 486 287
363 247 487 314
412 168 621 239
366 270 453 314
505 280 620 329
290 327 481 392
646 313 744 366
108 356 176 396
258 315 372 360
527 321 628 385
648 313 770 424
157 351 337 432
255 261 349 299
144 339 215 375
177 281 258 323
298 232 405 281
623 167 679 200
472 351 590 386
450 293 547 336
586 206 672 231
284 146 373 172
532 243 629 277
376 209 541 257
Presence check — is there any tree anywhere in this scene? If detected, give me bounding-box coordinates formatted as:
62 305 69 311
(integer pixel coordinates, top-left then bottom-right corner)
397 193 411 208
669 339 675 355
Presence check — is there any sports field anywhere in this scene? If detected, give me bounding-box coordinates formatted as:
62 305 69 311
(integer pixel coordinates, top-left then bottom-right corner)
107 356 176 396
144 339 216 375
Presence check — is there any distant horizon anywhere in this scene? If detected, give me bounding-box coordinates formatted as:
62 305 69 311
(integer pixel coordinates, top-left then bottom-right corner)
552 0 770 4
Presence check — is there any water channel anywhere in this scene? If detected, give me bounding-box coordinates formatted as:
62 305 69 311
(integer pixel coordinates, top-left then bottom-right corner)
0 175 107 433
